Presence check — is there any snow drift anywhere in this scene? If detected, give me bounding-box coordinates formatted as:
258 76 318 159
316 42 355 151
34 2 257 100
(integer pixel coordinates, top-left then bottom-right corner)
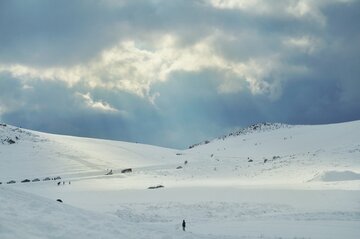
312 170 360 182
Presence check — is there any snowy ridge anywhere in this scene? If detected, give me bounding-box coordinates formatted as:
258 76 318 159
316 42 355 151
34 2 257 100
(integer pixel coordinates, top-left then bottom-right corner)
217 122 294 139
1 120 360 185
0 123 45 145
0 123 179 182
189 122 293 149
186 120 360 185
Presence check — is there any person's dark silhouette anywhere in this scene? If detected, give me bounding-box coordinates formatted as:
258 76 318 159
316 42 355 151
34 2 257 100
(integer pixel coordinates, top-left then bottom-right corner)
182 219 186 231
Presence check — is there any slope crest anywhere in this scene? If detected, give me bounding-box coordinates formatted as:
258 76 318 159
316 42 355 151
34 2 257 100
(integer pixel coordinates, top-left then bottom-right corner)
189 122 293 149
0 123 45 145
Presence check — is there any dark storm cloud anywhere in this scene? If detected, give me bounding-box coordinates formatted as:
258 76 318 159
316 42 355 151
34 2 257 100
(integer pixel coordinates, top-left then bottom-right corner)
0 0 129 66
0 0 359 148
0 0 211 66
0 0 321 66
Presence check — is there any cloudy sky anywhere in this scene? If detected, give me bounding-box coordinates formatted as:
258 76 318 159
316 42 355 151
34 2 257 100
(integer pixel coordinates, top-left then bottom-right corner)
0 0 359 148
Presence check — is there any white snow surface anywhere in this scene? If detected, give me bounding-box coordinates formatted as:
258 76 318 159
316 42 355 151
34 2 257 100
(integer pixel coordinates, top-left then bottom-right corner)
1 121 360 239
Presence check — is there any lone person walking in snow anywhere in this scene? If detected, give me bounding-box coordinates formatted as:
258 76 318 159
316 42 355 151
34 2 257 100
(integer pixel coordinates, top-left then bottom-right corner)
182 219 186 231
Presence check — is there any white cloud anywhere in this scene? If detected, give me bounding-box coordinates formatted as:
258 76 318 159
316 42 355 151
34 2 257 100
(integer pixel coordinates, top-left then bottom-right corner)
86 34 306 98
286 0 326 26
76 92 120 113
0 32 309 101
22 84 34 90
209 0 278 14
218 56 299 99
0 0 355 102
283 35 323 54
209 0 354 27
0 64 84 86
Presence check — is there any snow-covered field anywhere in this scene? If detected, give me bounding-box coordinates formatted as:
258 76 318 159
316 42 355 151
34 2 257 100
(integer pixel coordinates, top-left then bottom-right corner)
1 121 360 238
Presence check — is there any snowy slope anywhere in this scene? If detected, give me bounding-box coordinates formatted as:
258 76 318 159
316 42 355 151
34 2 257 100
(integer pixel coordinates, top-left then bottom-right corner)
0 123 180 182
1 120 360 239
2 185 360 239
0 186 220 239
185 121 360 184
2 121 359 185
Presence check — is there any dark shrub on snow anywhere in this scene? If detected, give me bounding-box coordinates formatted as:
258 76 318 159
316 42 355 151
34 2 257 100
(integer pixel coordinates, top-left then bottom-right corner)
121 168 132 173
148 185 164 189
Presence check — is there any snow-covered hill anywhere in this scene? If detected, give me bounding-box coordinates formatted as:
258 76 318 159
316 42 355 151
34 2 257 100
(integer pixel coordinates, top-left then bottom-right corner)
186 121 360 184
1 120 360 238
188 122 293 148
0 123 180 182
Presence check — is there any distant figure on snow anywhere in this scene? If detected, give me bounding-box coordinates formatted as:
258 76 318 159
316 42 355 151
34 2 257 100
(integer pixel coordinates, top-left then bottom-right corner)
57 182 61 186
182 219 186 231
